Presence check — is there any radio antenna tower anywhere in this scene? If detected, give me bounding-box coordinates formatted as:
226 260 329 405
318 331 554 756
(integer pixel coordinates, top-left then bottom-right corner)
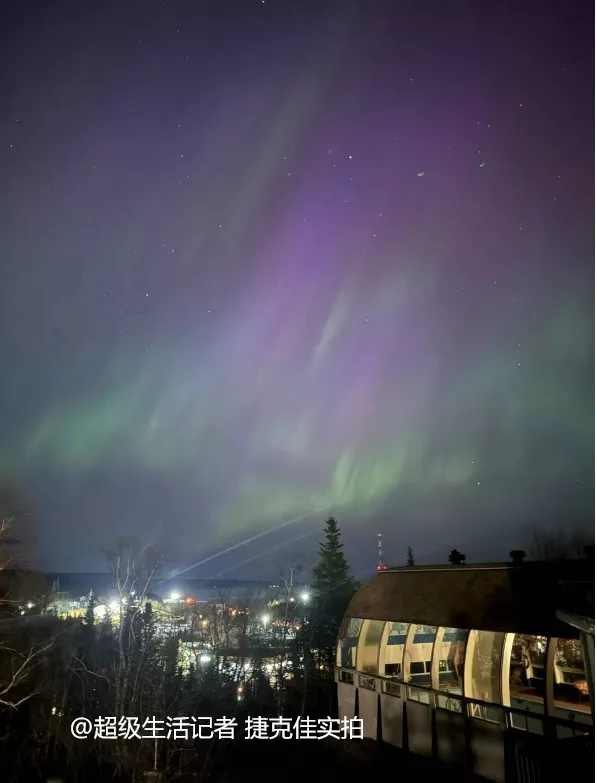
376 532 387 571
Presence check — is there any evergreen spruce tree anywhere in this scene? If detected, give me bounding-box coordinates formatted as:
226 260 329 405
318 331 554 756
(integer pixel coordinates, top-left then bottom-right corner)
141 601 156 646
310 517 357 674
80 590 97 669
406 546 415 566
312 517 355 599
85 589 96 627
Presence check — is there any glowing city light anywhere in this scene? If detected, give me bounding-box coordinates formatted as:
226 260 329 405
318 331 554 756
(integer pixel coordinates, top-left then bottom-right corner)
300 591 310 603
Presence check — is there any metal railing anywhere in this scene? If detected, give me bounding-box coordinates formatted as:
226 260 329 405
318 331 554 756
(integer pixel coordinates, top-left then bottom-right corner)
336 666 594 737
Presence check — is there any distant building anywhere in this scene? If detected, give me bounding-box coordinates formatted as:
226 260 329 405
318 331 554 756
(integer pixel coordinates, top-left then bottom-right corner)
336 560 594 783
47 593 85 618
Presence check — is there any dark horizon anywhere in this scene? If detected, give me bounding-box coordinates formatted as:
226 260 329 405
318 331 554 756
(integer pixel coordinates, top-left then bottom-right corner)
0 0 593 576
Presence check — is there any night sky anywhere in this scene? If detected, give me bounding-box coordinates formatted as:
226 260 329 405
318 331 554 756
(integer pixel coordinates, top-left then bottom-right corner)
0 0 593 578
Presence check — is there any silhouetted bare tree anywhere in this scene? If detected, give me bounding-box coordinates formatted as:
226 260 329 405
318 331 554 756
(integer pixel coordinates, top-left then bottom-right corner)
0 481 52 708
526 528 594 561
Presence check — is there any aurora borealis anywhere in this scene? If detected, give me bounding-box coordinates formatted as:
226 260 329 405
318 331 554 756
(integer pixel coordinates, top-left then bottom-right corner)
0 1 593 574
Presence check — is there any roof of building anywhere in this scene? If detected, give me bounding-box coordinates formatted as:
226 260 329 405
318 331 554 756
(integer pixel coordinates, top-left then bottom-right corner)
345 560 594 637
556 610 595 636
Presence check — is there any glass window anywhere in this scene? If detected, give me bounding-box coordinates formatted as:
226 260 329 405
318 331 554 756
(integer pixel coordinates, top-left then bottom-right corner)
356 619 385 675
436 627 468 712
553 638 591 720
508 634 547 733
380 621 408 679
508 634 547 703
467 630 505 705
337 618 363 669
358 674 377 690
408 687 430 705
382 680 401 697
404 624 437 687
468 702 502 723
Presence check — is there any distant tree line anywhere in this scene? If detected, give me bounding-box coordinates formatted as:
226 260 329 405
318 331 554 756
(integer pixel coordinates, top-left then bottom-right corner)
0 497 359 783
1 474 594 782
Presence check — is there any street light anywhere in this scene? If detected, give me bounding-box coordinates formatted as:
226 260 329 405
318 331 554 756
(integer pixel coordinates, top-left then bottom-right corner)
261 613 270 627
299 592 310 630
170 591 180 601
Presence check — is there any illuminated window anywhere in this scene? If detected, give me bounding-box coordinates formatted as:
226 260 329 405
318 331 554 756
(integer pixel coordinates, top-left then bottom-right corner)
507 634 547 733
404 624 437 688
337 618 364 669
553 638 591 725
436 627 468 712
508 634 546 701
356 619 385 675
466 630 505 722
380 621 408 679
408 687 431 704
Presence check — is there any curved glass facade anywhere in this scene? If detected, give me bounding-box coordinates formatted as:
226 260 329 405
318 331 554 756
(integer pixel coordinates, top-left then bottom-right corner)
553 637 592 733
380 621 408 678
337 617 364 669
436 627 468 711
337 618 594 731
356 619 386 675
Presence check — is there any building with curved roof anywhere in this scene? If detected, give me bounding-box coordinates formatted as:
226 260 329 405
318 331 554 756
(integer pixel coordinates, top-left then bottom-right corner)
336 560 594 782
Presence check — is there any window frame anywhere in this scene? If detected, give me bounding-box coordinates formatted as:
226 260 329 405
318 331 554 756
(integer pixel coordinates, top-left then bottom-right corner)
404 623 438 695
337 617 364 670
356 619 386 676
379 620 410 680
433 626 470 706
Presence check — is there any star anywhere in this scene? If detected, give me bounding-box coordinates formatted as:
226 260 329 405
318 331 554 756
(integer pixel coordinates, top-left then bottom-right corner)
0 0 591 577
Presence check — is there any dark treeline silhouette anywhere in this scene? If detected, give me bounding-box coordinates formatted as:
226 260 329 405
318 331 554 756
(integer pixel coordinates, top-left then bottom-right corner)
1 479 594 782
448 549 466 565
0 503 363 782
